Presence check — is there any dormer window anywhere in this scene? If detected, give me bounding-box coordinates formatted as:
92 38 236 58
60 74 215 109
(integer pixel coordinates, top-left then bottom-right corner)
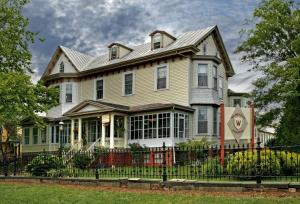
153 34 161 49
110 46 118 60
60 62 64 73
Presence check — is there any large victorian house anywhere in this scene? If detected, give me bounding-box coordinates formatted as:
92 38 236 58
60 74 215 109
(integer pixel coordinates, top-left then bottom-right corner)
22 25 247 152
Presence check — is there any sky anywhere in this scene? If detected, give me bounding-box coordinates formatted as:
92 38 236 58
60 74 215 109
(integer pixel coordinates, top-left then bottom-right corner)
23 0 261 92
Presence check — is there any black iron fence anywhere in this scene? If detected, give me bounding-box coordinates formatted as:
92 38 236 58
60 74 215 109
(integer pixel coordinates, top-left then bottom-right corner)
1 140 300 184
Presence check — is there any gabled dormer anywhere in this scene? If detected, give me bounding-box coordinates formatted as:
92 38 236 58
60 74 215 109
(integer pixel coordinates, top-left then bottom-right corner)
149 30 176 50
108 43 133 60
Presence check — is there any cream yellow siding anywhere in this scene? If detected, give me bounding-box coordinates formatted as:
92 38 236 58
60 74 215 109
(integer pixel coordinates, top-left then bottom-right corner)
50 53 77 75
162 34 175 47
79 58 190 106
196 35 218 56
119 46 131 58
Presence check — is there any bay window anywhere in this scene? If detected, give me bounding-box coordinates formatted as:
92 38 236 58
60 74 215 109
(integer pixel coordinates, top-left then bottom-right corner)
23 128 30 145
218 77 223 98
213 66 218 90
213 107 218 136
198 64 208 87
198 106 208 134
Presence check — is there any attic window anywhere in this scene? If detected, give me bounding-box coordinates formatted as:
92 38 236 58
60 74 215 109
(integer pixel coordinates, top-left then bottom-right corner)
153 34 161 49
60 62 64 73
110 46 118 60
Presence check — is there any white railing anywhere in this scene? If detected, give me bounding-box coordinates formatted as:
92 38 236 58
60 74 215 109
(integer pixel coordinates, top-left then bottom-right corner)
86 137 102 152
63 141 81 164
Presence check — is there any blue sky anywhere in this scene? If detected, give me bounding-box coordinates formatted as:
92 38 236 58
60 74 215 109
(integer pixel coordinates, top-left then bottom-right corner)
24 0 261 92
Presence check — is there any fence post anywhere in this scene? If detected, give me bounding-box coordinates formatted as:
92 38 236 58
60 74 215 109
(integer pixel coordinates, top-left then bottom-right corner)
162 142 167 182
256 136 262 185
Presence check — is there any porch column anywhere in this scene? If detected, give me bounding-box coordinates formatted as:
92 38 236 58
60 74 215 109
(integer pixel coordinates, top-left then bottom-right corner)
101 123 105 147
78 118 82 149
70 119 75 146
110 114 114 149
124 116 128 148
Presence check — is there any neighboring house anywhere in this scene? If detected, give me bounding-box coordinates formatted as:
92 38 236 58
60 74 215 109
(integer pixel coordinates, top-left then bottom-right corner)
22 25 240 152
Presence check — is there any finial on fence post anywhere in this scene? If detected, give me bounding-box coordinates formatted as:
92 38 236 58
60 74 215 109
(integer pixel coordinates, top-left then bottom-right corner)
256 136 262 185
162 142 167 182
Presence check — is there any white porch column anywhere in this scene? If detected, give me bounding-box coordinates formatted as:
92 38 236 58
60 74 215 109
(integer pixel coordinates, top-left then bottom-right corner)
101 123 105 147
70 119 75 146
124 116 128 148
110 114 114 149
78 118 82 149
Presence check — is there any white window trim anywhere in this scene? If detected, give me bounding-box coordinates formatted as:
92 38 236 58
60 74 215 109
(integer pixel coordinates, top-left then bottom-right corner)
218 76 223 99
154 63 169 91
197 63 209 88
94 77 105 100
110 46 119 60
122 71 135 96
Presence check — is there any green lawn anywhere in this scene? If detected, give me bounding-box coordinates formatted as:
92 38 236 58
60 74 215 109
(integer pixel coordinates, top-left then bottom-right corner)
0 183 299 204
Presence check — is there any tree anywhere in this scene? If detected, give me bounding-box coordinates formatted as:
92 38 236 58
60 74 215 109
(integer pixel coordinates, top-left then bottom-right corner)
236 0 300 144
0 0 39 73
0 0 58 167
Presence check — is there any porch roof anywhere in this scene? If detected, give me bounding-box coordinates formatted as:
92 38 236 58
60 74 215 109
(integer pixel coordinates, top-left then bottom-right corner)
63 100 194 117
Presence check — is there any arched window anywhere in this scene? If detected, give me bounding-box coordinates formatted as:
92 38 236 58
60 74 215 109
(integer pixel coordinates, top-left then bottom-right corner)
59 62 64 73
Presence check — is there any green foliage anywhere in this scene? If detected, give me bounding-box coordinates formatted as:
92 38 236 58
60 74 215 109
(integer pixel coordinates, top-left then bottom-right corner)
26 154 63 176
226 149 300 178
176 139 209 148
73 153 92 170
0 0 38 73
236 0 300 144
129 143 148 166
201 159 223 177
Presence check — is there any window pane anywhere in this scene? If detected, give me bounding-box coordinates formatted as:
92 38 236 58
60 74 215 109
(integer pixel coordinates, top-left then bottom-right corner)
198 107 208 134
153 35 161 49
24 128 30 145
158 113 170 138
233 99 241 107
219 77 223 98
111 47 117 59
33 128 38 144
124 73 133 95
96 80 103 99
60 62 64 73
41 129 46 144
66 84 72 102
198 64 208 86
213 108 218 135
157 66 167 89
213 66 218 90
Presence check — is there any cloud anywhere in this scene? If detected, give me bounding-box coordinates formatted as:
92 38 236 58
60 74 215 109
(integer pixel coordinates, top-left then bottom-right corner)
24 0 260 91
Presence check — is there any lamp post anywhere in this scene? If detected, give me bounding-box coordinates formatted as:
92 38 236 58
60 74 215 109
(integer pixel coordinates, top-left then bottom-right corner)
59 121 64 156
13 139 20 176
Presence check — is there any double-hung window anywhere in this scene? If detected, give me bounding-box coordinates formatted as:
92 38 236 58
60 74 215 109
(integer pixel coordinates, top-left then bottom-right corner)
23 128 30 145
198 106 208 134
156 65 168 90
110 47 118 60
198 64 208 87
96 79 104 100
213 107 218 136
153 34 161 49
233 99 242 107
213 66 218 90
124 73 133 95
59 62 64 73
65 84 72 103
218 77 223 99
41 128 46 144
33 127 38 144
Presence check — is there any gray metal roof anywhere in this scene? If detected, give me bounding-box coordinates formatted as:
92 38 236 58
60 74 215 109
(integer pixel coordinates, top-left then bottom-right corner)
59 26 216 72
59 46 94 71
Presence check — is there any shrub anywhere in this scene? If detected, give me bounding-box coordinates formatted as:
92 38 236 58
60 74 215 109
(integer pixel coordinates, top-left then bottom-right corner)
226 149 282 178
201 159 223 176
26 154 63 176
73 153 92 170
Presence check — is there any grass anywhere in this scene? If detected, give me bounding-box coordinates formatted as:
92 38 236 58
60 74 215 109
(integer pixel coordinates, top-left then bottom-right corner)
0 182 299 204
